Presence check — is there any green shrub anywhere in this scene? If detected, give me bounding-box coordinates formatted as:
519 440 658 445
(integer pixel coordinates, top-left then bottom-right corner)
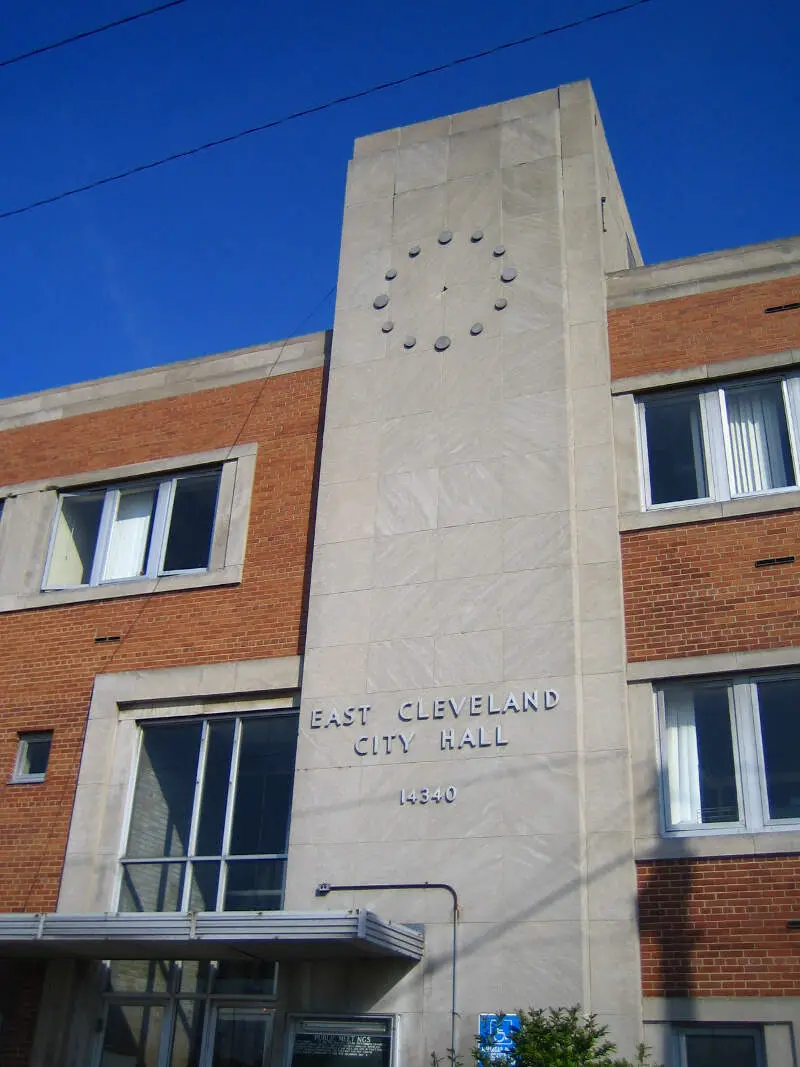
471 1007 658 1067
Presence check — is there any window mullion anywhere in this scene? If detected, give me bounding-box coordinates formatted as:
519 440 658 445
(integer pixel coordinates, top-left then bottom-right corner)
636 400 655 508
156 1000 176 1067
148 479 174 577
218 718 243 910
182 721 211 912
114 725 146 913
747 680 773 829
781 376 800 484
91 489 117 585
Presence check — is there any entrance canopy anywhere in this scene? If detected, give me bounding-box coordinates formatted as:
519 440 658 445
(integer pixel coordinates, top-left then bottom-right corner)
0 909 424 962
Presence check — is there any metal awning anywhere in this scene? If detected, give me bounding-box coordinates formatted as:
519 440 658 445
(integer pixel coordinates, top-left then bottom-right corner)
0 910 424 962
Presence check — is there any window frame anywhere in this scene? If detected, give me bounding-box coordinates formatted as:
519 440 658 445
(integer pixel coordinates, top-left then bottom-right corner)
116 711 298 915
638 371 800 511
11 730 53 784
674 1026 765 1067
42 467 221 591
96 960 278 1067
656 673 800 837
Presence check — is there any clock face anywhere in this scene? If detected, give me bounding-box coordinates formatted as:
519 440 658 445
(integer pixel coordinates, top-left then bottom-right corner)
370 229 519 352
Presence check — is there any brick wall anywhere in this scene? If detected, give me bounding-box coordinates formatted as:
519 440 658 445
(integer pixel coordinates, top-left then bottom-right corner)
609 276 800 380
622 511 800 662
0 961 44 1066
0 368 324 913
638 855 800 997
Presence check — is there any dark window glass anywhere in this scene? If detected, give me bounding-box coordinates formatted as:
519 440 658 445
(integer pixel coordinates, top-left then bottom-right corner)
170 999 206 1067
230 716 298 855
100 1003 165 1066
195 720 234 856
644 393 708 505
215 959 277 995
126 723 202 858
18 732 52 778
106 959 171 994
224 859 285 911
162 471 220 572
756 679 800 820
694 686 739 824
685 1032 759 1067
188 860 220 912
119 862 187 912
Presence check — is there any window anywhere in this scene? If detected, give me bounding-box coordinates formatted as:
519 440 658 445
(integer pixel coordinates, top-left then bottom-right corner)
658 675 800 834
675 1027 763 1067
43 468 221 589
119 713 298 913
12 731 52 783
639 374 800 508
99 959 276 1067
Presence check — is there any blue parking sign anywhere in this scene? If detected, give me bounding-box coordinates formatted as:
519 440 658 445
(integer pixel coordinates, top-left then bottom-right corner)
478 1014 520 1063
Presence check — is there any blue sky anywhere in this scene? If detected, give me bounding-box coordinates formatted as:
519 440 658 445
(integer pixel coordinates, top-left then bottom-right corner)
1 0 797 399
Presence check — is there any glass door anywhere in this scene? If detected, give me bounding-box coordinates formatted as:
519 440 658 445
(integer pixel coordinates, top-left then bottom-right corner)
206 1006 273 1067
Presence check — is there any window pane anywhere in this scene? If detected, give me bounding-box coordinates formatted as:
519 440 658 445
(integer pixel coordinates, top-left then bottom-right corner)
169 999 206 1067
178 959 212 995
212 1007 273 1067
664 686 739 826
644 393 708 505
103 488 156 580
756 678 800 820
685 1032 758 1067
119 862 187 912
725 381 794 495
107 959 172 993
195 720 235 856
188 860 220 912
162 471 220 572
100 1003 165 1067
47 493 103 587
224 859 285 911
18 733 52 777
230 716 298 856
127 722 202 859
215 959 277 995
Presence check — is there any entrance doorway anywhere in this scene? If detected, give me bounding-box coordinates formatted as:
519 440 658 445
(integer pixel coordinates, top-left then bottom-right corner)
97 960 275 1067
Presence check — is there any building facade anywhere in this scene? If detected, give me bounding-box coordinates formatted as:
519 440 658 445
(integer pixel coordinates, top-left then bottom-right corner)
0 80 798 1067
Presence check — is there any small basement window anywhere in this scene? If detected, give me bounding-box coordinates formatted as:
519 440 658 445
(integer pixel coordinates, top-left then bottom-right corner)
12 731 53 783
43 469 221 590
675 1027 764 1067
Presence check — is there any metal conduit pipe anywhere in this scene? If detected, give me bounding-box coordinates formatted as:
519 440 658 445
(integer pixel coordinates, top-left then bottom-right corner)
315 880 459 1059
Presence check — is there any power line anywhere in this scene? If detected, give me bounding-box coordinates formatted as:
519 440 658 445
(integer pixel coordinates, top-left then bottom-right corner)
0 0 189 69
0 0 654 222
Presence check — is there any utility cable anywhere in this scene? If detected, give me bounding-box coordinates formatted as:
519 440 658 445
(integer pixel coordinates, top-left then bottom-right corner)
0 0 654 221
0 0 189 70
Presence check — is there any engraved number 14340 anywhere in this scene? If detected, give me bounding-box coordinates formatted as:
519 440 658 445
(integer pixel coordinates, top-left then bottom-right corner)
400 786 457 805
